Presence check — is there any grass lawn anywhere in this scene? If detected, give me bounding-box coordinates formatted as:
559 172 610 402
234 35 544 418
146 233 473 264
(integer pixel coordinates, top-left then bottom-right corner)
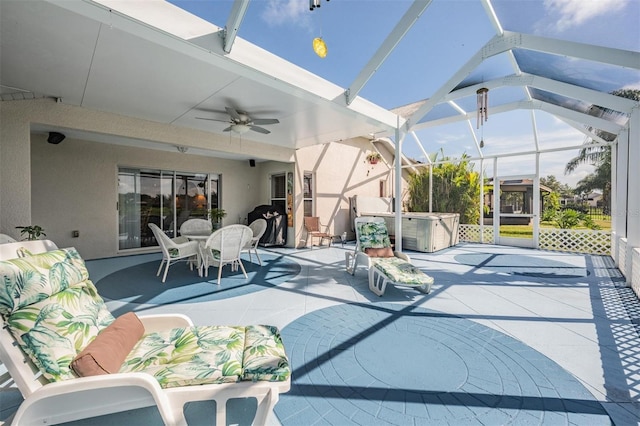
499 220 612 238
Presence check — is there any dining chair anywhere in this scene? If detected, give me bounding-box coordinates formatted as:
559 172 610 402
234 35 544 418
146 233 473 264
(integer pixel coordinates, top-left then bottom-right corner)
303 216 334 247
243 219 268 265
148 223 200 283
202 224 253 285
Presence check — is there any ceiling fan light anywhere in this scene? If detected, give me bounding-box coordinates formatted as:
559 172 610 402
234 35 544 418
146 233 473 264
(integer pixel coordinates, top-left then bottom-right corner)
313 37 327 58
231 123 250 134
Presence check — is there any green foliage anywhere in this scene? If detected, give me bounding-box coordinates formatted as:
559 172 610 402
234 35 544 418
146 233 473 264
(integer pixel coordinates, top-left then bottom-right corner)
541 208 558 222
546 192 561 211
407 154 480 224
554 209 581 229
552 209 600 230
208 208 226 222
16 225 46 241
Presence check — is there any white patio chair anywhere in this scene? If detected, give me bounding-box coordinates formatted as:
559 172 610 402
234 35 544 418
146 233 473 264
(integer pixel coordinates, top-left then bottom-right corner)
148 223 200 283
202 224 253 285
0 243 291 426
243 218 268 265
0 233 17 244
179 218 212 237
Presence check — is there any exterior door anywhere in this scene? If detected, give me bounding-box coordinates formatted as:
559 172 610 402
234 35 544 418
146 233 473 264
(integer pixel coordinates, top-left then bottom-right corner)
485 175 540 248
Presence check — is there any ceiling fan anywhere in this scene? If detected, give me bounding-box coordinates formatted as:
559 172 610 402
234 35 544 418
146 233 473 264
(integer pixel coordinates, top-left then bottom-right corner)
195 107 279 134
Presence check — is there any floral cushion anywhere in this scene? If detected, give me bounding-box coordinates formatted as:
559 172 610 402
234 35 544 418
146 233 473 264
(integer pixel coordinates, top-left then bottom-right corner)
373 257 434 287
242 325 290 382
123 326 246 388
0 248 90 316
0 248 114 382
357 221 391 251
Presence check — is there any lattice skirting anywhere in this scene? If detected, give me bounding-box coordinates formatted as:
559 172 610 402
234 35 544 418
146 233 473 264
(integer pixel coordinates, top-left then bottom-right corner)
619 238 628 279
459 224 494 243
632 248 640 298
538 229 611 255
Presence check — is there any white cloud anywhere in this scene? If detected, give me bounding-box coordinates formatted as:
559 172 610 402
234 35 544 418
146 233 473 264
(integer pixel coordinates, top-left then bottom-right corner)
542 0 628 32
261 0 311 30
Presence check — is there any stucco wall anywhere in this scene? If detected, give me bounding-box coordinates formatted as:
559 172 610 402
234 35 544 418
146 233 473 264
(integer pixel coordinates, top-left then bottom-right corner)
30 133 264 259
294 140 396 247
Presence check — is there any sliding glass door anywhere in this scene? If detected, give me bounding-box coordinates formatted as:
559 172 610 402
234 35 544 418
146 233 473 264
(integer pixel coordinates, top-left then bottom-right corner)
118 168 220 250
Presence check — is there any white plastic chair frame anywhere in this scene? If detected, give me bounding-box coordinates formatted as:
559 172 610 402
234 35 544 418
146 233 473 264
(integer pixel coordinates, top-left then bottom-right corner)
202 224 253 285
0 240 290 426
148 223 200 283
244 219 267 265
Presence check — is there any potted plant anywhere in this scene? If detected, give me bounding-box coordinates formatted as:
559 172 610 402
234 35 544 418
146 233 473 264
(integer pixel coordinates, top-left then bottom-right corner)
208 208 227 230
16 225 46 241
366 151 382 165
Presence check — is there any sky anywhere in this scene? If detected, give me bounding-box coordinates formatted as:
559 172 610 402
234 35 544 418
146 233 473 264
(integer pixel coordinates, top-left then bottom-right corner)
168 0 639 188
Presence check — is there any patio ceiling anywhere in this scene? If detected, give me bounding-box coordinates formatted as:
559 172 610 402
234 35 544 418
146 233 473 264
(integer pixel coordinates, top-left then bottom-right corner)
1 0 638 162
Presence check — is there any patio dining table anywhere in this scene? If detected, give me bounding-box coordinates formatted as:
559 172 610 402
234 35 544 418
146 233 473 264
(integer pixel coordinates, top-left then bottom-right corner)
182 233 211 276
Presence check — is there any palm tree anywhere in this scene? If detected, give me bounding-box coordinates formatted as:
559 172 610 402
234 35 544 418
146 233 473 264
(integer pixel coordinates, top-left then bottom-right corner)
565 89 640 212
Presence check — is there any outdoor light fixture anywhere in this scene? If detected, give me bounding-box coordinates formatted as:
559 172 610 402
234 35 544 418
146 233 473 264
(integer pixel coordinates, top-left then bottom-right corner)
231 123 250 134
476 87 489 128
313 37 327 58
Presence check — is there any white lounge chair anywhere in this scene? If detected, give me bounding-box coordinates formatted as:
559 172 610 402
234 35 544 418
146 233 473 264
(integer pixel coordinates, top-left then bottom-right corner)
148 223 200 283
0 241 291 426
243 218 268 265
346 216 433 296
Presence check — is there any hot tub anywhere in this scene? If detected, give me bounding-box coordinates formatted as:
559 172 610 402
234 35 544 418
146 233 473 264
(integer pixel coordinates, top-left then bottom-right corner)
363 212 460 253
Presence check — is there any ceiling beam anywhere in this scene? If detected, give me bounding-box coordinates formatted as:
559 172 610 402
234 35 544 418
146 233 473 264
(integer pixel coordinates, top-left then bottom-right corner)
412 99 624 135
516 32 640 70
444 74 637 114
408 30 639 131
345 0 432 105
223 0 250 53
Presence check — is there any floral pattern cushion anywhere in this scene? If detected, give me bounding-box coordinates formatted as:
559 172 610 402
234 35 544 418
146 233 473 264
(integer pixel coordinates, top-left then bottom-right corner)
374 257 434 287
123 325 246 388
242 325 290 382
357 221 391 251
0 248 114 382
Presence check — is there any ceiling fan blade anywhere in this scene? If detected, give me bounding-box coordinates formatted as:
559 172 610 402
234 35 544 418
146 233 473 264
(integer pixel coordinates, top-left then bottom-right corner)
225 107 242 121
222 126 232 132
251 118 280 125
250 125 271 134
195 117 230 123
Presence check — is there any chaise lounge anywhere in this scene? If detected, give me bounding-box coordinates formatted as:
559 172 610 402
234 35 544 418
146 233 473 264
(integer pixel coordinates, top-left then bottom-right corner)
346 216 434 296
0 241 290 425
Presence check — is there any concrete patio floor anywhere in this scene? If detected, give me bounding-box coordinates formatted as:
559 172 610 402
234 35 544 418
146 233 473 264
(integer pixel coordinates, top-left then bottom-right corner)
1 242 638 425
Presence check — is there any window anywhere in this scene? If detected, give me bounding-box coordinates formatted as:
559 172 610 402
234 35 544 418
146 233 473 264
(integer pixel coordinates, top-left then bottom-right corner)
118 168 220 250
303 172 313 217
270 173 287 214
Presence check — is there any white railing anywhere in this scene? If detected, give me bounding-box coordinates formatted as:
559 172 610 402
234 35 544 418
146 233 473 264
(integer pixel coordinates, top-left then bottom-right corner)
538 229 611 255
459 224 494 244
458 225 611 255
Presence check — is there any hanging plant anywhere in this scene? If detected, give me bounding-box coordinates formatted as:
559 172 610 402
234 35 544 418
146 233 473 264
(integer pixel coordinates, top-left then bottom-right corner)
366 151 382 165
